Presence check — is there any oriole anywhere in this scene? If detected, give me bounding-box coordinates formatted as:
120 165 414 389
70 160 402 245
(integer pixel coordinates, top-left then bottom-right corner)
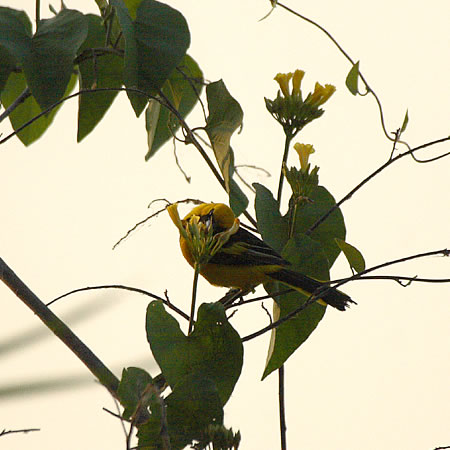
174 202 354 311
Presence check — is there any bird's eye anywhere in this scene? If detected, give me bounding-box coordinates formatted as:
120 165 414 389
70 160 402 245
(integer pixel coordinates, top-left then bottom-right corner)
200 209 215 229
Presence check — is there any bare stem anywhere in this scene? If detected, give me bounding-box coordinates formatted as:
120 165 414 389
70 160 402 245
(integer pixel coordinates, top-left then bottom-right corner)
276 135 292 204
188 267 200 334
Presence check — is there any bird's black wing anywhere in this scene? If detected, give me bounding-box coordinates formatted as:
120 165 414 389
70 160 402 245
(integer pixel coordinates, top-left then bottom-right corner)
208 227 289 267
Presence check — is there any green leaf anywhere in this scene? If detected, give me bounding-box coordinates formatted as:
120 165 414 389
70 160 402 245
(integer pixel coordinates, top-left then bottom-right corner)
0 7 32 95
110 0 144 115
205 79 244 192
345 60 360 95
335 238 365 273
291 186 346 268
135 0 190 92
254 183 289 254
77 14 124 142
229 177 249 218
146 301 243 406
22 9 88 111
145 99 161 153
401 109 409 133
145 54 203 160
0 7 32 62
0 47 16 96
123 0 144 19
263 235 328 379
117 367 153 421
1 71 77 146
137 373 223 450
165 374 223 449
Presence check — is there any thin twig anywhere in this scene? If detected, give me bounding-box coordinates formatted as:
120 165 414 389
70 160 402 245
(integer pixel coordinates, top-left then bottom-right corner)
0 87 157 146
48 284 190 321
242 248 449 342
0 428 40 437
306 136 450 235
0 88 31 123
278 365 287 450
112 205 169 249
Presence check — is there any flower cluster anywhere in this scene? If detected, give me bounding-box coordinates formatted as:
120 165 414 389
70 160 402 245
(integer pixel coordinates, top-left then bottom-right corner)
168 203 239 266
265 69 336 138
283 143 319 203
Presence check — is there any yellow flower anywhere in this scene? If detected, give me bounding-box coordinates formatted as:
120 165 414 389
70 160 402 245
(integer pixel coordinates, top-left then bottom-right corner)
292 69 305 95
294 143 315 172
308 82 336 107
274 72 293 97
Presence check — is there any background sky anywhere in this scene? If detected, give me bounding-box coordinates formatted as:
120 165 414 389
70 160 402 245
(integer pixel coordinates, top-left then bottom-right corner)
1 1 449 449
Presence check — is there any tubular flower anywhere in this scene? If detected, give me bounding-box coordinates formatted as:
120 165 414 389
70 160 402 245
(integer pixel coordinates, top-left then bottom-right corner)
283 143 319 201
294 143 315 173
274 72 293 97
291 69 305 96
307 83 336 107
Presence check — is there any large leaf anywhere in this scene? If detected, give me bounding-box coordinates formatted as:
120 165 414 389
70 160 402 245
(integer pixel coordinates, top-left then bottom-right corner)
145 54 203 159
263 235 329 379
110 0 144 115
135 0 190 93
117 367 152 422
22 9 87 111
205 80 243 192
0 7 32 62
291 185 346 268
137 373 223 450
77 14 124 142
254 182 289 254
0 7 32 96
1 71 77 146
0 47 16 96
146 301 243 406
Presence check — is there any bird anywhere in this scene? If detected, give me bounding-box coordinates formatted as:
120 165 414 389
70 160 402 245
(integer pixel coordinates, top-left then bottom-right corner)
174 202 355 311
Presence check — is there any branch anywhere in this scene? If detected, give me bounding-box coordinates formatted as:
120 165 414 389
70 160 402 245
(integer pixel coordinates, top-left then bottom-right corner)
306 136 450 234
48 284 190 321
0 87 157 146
0 257 120 397
242 248 449 342
0 428 40 437
0 87 31 123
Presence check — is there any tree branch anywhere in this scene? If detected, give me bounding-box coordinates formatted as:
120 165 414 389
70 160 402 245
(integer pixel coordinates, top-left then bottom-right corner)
0 257 120 397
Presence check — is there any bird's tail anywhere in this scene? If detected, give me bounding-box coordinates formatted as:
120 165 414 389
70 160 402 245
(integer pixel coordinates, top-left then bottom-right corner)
268 268 355 311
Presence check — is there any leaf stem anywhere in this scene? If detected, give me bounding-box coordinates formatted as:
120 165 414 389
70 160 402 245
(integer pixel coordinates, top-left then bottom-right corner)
188 266 200 334
35 0 40 28
276 135 292 204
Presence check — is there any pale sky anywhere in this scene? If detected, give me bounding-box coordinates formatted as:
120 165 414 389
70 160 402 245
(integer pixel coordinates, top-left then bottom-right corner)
1 1 449 449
